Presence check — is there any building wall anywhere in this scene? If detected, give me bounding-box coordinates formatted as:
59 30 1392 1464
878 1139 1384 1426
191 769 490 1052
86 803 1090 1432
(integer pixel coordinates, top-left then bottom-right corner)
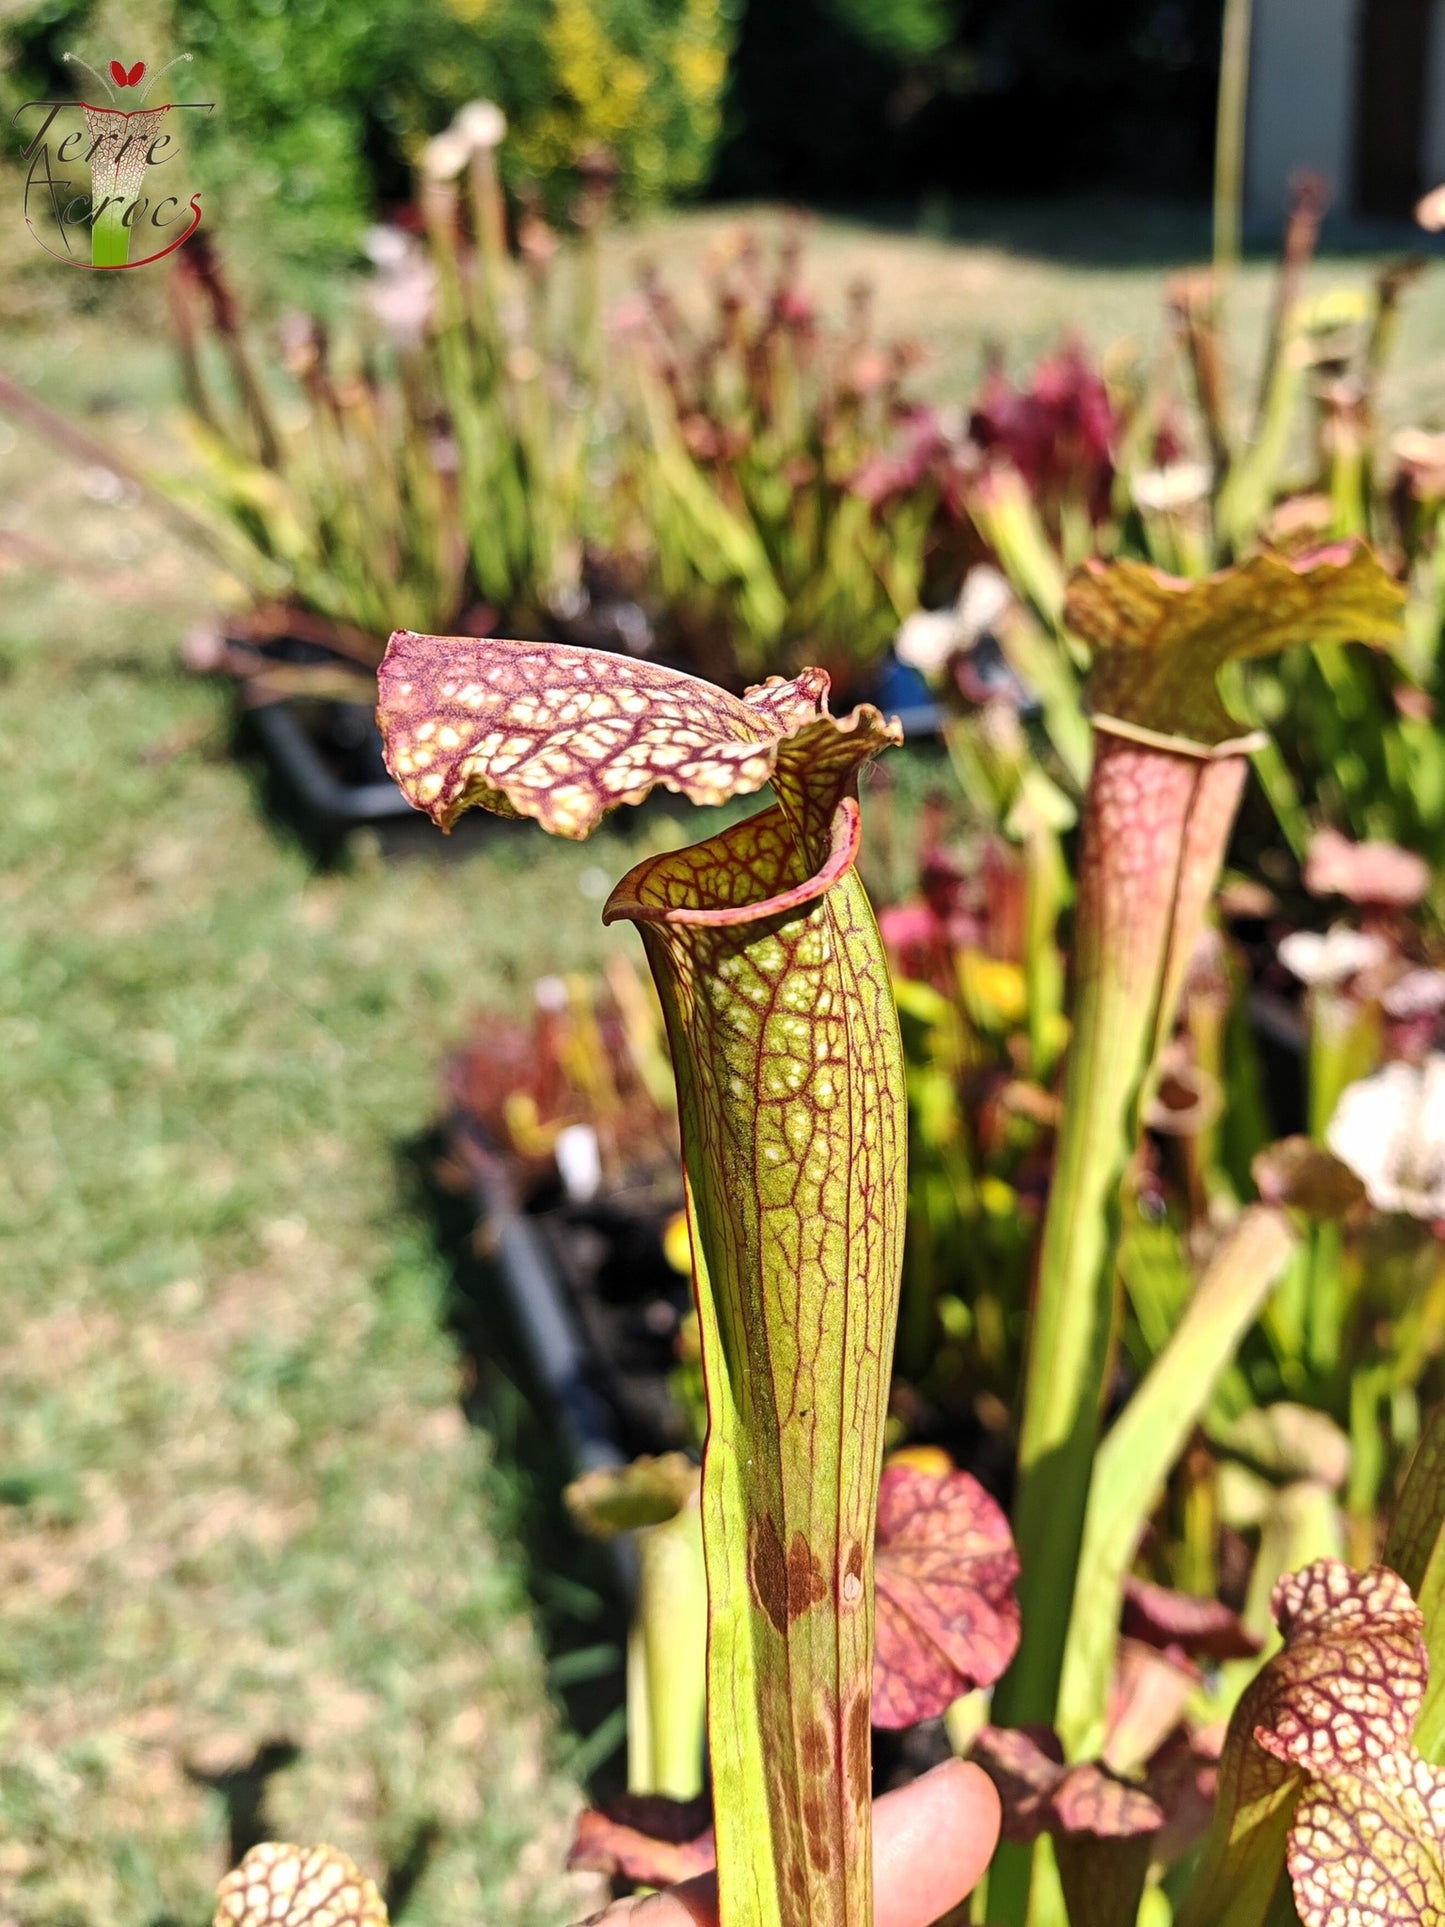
1245 0 1361 228
1249 0 1445 222
1423 0 1445 187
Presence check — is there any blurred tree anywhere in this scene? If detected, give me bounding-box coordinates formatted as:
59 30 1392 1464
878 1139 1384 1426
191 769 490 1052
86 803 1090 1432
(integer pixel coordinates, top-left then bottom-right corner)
713 0 1225 206
2 0 736 270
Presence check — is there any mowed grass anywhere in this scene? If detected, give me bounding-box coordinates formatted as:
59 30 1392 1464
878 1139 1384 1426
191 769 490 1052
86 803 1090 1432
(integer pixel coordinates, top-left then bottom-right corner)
2 195 1444 1927
0 300 652 1926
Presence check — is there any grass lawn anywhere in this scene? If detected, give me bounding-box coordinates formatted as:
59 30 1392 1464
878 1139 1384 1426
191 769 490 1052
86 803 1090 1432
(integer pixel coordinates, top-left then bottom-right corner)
0 296 646 1925
1 193 1443 1927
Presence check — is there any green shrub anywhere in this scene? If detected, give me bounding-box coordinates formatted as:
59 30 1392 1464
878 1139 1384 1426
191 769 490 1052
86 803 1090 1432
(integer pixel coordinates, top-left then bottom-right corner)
5 0 734 271
177 0 733 263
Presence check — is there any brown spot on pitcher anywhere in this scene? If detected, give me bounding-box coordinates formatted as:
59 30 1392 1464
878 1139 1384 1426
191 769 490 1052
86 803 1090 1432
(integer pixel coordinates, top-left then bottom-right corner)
787 1531 828 1621
800 1717 831 1777
840 1538 865 1610
749 1512 790 1636
802 1790 833 1870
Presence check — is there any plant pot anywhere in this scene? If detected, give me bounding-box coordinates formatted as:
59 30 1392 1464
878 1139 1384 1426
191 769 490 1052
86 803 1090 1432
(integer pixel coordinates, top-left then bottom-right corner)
447 1109 703 1600
864 649 943 741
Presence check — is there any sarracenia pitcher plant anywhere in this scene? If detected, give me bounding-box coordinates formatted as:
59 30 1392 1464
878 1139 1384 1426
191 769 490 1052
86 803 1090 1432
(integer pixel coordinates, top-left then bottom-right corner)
989 541 1405 1922
376 634 909 1926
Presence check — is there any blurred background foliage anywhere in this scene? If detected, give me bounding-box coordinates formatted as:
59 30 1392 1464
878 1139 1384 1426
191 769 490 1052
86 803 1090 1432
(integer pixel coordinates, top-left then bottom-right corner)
1 0 1228 270
3 0 738 265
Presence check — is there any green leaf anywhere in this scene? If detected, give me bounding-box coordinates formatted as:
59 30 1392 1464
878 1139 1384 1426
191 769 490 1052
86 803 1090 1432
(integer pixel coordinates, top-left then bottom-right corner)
996 546 1403 1906
1058 1206 1297 1756
632 1505 710 1801
607 763 904 1924
1386 1403 1445 1765
566 1456 708 1799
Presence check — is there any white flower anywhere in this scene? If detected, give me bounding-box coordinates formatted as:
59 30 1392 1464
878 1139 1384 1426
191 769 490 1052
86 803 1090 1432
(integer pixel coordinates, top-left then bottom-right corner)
1278 927 1388 989
421 128 472 182
956 562 1012 640
1131 460 1210 515
457 100 507 151
1383 969 1445 1021
895 607 961 675
554 1123 601 1203
894 564 1013 674
365 235 437 352
1327 1054 1445 1218
534 975 568 1013
362 224 412 271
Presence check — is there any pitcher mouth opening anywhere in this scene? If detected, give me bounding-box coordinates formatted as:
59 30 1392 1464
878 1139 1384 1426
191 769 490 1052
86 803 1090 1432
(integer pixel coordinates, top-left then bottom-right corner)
604 795 863 931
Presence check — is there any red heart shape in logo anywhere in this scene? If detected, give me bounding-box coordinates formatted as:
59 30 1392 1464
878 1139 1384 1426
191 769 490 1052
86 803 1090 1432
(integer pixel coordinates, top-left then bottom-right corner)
109 58 146 87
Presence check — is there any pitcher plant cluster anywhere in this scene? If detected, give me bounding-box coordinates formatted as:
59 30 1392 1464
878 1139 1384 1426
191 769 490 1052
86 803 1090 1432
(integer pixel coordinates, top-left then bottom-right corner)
11 93 1445 1927
216 505 1442 1927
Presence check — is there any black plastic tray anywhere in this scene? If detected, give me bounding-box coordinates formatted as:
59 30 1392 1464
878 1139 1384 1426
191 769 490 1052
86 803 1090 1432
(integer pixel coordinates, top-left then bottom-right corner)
449 1111 642 1600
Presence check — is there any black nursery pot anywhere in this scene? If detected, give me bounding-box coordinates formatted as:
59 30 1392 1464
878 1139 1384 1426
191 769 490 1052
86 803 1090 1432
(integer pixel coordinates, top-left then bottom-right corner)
244 695 411 823
448 1112 697 1603
224 622 418 858
236 642 525 860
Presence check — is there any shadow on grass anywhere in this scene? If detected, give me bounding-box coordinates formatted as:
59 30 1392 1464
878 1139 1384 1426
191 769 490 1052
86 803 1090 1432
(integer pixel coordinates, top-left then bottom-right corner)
398 1128 632 1807
173 1747 440 1923
185 1740 302 1866
764 191 1442 272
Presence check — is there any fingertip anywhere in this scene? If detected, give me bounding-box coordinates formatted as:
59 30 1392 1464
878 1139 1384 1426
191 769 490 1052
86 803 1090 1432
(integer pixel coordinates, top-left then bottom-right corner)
942 1757 1003 1837
874 1758 1002 1927
918 1757 1003 1861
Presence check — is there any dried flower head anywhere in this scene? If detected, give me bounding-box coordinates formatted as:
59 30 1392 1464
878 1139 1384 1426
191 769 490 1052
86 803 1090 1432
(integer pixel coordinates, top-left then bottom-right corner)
214 1845 387 1927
